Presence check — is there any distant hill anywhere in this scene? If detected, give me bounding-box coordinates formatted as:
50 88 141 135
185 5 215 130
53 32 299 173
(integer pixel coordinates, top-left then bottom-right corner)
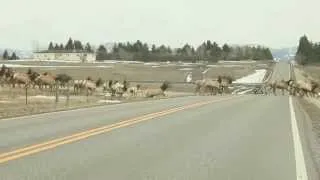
0 49 33 59
271 47 297 60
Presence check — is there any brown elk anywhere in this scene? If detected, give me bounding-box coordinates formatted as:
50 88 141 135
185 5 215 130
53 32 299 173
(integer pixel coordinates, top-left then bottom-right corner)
10 72 32 88
268 79 294 95
34 72 56 91
144 81 170 98
128 84 141 97
292 79 319 97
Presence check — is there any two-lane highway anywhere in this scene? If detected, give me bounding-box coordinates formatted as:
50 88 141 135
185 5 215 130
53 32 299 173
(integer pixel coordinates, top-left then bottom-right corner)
0 62 318 180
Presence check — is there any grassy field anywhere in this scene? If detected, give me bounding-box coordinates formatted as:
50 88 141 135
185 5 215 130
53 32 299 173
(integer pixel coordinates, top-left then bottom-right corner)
0 86 194 119
1 60 273 82
297 65 320 82
0 60 274 118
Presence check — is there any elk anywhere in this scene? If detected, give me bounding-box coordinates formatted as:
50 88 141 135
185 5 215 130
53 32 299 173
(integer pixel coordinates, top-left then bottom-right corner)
144 81 170 98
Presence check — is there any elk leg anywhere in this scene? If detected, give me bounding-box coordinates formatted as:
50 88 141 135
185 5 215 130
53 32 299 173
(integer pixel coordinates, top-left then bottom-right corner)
194 86 200 95
273 86 276 96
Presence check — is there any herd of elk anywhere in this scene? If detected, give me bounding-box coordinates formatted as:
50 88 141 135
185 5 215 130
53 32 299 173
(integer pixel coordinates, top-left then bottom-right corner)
192 75 233 95
0 65 170 98
4 63 318 98
265 78 320 97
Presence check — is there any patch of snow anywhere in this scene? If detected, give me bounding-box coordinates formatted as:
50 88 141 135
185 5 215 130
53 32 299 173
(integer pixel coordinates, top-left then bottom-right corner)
2 59 39 62
151 65 161 68
207 64 242 67
166 64 178 66
98 100 121 103
234 69 266 84
237 89 253 95
94 60 118 64
0 100 11 103
201 68 210 74
30 95 63 100
97 60 143 64
34 60 81 63
179 63 196 67
179 68 193 71
0 63 113 68
218 60 256 64
144 62 160 66
121 61 143 64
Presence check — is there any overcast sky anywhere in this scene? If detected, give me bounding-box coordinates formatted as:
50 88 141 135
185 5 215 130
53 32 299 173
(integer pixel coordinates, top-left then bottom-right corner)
0 0 319 50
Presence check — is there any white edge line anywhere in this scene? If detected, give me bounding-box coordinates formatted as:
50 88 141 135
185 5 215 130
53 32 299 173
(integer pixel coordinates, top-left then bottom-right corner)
289 96 309 180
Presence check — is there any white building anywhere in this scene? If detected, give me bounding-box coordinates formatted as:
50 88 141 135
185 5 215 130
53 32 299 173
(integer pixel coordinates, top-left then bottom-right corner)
33 50 96 62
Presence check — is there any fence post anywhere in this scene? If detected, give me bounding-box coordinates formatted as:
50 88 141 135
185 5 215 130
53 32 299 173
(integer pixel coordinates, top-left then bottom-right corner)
25 86 28 105
66 82 70 106
55 81 59 104
86 88 89 103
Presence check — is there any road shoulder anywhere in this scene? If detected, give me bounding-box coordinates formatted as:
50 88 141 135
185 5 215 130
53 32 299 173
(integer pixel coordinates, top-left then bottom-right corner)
294 97 320 179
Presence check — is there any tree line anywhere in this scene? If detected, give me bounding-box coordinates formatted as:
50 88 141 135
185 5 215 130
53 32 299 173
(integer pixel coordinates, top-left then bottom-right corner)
45 37 273 62
47 37 93 53
96 40 273 62
1 50 19 60
295 35 320 65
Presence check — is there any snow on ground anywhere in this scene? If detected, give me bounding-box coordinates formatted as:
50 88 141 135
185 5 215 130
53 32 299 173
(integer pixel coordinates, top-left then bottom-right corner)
179 68 193 71
95 60 143 64
144 62 160 66
2 59 146 64
218 60 256 64
151 66 161 68
234 69 267 84
0 100 11 103
3 59 38 62
12 59 81 63
236 89 253 95
179 63 196 67
0 64 113 68
206 64 243 68
98 100 122 103
29 95 62 100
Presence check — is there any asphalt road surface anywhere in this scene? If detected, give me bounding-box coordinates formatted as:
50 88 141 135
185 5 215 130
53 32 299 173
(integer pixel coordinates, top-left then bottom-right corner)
0 62 318 180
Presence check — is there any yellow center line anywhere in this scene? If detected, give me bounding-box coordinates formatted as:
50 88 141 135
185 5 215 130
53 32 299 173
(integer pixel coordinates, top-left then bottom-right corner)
0 96 240 164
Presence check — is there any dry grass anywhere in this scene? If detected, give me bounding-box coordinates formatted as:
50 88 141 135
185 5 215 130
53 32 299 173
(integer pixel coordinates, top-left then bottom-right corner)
298 65 320 83
0 85 194 119
297 98 320 171
2 60 272 82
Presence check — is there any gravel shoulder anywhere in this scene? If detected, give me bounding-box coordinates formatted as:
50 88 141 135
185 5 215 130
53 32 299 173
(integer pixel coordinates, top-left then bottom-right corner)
293 64 320 175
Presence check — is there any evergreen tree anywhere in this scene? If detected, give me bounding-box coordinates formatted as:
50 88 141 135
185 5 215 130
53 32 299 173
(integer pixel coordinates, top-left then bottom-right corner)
296 35 313 65
96 45 108 60
222 44 231 60
85 43 93 53
10 52 18 60
48 42 54 50
65 37 75 50
54 43 59 50
74 40 84 50
151 44 157 54
2 50 9 60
